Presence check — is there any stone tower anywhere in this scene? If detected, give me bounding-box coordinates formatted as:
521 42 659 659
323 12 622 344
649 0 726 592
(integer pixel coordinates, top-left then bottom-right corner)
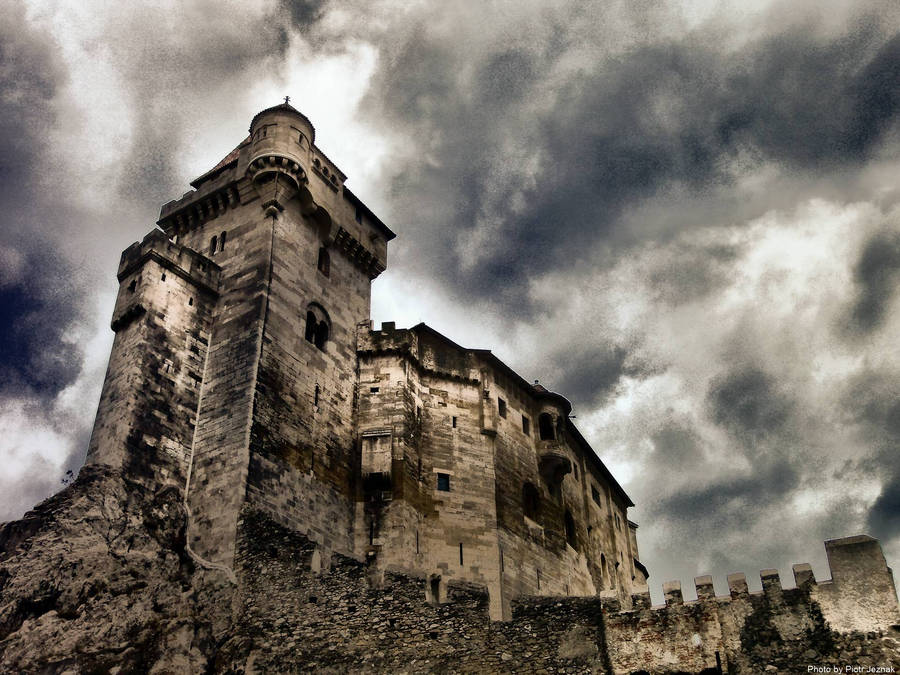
87 101 394 569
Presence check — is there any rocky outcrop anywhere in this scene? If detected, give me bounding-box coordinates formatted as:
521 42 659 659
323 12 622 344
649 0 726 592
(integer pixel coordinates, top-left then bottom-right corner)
0 466 232 673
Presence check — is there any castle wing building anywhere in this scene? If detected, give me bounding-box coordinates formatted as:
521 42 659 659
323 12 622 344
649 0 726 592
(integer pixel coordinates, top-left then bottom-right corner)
86 102 647 619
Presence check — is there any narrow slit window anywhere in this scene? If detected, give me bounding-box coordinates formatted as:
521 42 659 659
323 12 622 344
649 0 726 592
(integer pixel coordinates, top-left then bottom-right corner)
498 398 507 418
188 297 193 306
436 472 450 492
314 384 320 407
317 247 330 277
219 231 227 251
459 543 464 565
452 416 457 428
209 235 217 255
522 415 530 436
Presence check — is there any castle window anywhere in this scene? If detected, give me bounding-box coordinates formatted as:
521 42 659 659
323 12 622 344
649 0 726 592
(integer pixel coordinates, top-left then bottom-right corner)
452 416 457 428
317 247 330 277
304 303 331 351
188 297 193 306
219 231 226 251
355 206 363 224
436 472 450 492
591 486 602 507
539 413 555 440
615 513 621 531
314 384 320 407
127 279 137 293
209 235 217 255
573 464 578 479
522 482 540 520
536 568 542 590
459 543 464 565
564 509 577 550
522 415 530 436
498 398 507 418
161 273 166 282
370 386 379 393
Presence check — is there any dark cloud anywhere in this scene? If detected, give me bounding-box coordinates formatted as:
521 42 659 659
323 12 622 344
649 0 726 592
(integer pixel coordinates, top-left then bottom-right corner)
367 14 900 313
847 228 900 334
650 420 705 468
841 370 900 541
281 0 328 31
706 367 793 445
550 342 656 409
648 458 799 530
0 248 83 399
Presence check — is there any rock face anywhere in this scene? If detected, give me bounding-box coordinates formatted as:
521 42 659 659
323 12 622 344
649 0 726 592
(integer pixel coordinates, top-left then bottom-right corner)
2 470 899 674
0 467 231 673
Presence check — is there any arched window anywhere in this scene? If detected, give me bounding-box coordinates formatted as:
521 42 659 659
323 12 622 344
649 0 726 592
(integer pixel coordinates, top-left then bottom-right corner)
564 508 577 549
539 413 555 440
317 247 330 277
304 303 330 352
523 482 540 520
209 235 217 255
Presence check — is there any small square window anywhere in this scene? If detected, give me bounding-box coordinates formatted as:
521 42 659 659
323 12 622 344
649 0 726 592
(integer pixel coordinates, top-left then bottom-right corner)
437 473 451 492
522 415 530 436
370 386 379 393
498 398 507 418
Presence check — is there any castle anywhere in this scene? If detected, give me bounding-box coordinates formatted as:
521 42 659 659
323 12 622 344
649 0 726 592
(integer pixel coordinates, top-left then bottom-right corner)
3 100 886 672
85 101 647 621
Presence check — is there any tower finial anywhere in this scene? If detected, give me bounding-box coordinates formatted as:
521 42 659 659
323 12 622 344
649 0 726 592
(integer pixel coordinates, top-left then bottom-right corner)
284 95 290 105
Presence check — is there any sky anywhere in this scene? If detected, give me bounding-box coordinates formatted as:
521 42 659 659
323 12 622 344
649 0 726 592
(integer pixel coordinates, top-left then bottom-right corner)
1 0 899 603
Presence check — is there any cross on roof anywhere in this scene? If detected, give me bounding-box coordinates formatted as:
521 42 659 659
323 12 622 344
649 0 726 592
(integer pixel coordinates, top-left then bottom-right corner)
284 96 290 105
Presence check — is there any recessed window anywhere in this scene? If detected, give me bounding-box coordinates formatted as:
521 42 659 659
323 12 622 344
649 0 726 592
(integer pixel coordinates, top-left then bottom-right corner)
314 384 320 407
127 279 137 293
523 482 540 520
452 416 457 428
219 231 227 252
522 415 530 436
160 273 166 282
209 235 217 255
317 247 330 277
498 398 507 418
539 413 555 440
537 568 542 590
188 297 193 306
355 206 363 224
370 386 379 393
459 543 464 565
304 303 330 351
591 486 602 507
436 473 450 492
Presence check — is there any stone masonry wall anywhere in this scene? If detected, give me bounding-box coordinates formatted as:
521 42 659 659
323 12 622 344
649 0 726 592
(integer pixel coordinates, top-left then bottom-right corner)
226 508 900 674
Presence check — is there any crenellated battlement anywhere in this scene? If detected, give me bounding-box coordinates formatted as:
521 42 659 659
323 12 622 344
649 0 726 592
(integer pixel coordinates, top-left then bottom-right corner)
615 534 900 635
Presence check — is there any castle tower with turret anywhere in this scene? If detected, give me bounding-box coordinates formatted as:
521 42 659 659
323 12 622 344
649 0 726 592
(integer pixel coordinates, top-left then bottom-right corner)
87 102 648 619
